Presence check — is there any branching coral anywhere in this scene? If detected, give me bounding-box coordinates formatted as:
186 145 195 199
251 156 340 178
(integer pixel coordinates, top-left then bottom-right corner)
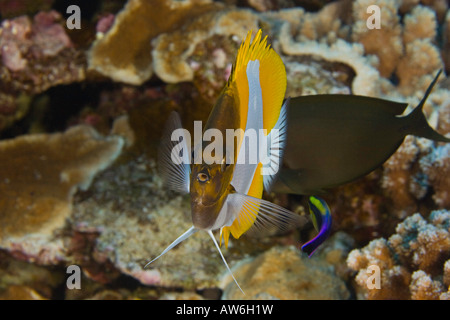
347 238 411 299
348 211 450 299
389 212 450 275
381 136 422 216
350 0 444 94
279 23 381 97
419 144 450 207
0 125 123 263
397 7 443 93
382 129 450 217
444 11 450 73
410 270 445 299
351 0 403 78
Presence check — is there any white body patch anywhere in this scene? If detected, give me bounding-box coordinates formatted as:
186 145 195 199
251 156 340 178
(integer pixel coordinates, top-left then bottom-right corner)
231 60 263 194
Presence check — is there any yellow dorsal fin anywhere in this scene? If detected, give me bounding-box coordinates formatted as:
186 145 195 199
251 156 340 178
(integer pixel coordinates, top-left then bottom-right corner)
228 29 287 133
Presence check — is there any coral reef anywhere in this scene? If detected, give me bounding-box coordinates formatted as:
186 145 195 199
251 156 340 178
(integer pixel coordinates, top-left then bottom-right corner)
420 144 450 207
0 251 63 299
88 0 221 85
382 130 450 218
347 211 450 300
70 156 249 289
0 0 55 19
221 245 350 299
351 0 402 78
444 11 450 73
0 11 85 91
151 9 258 84
0 0 449 300
0 125 123 263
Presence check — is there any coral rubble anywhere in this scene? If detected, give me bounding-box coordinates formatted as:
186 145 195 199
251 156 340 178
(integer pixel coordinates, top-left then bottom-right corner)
70 155 249 289
221 245 350 300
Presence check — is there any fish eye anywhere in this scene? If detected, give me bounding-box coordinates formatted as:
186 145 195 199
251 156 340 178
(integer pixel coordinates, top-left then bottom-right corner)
197 172 209 183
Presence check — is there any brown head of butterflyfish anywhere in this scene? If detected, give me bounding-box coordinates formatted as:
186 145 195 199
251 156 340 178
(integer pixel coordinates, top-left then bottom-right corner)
271 70 450 195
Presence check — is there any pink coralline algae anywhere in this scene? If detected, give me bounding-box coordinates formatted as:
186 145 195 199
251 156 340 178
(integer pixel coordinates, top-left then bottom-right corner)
96 14 116 35
0 10 86 132
0 16 31 72
0 10 85 94
0 11 72 72
31 11 73 58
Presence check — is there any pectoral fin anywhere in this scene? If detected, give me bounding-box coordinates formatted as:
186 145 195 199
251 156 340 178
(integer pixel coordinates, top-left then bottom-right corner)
220 192 309 247
158 111 191 193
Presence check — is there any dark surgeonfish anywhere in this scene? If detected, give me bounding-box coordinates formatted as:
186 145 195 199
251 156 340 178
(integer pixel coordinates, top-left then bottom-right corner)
271 70 450 196
270 70 449 258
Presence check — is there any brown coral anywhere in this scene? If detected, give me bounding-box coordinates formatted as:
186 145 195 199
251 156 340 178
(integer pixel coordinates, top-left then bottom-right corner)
88 0 221 85
0 125 123 250
222 246 350 299
347 238 411 299
410 270 445 300
348 211 450 300
351 0 403 78
381 136 421 217
444 11 450 73
389 213 450 275
151 8 258 85
420 144 450 208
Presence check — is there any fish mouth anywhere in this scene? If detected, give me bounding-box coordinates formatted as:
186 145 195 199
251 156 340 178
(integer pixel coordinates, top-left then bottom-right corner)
192 195 221 208
198 199 219 207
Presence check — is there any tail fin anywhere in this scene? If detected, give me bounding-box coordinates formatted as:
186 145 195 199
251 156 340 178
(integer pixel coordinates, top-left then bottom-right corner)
406 70 450 143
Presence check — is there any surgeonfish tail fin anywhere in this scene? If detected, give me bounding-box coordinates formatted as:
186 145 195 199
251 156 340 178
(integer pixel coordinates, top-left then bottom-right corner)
208 230 245 295
406 69 450 143
301 196 332 257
